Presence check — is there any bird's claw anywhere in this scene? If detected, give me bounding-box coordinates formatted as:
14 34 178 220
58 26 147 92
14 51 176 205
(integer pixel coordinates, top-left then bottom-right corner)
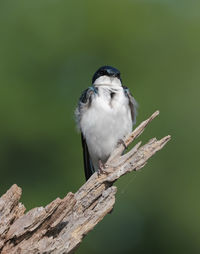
97 160 109 176
117 138 127 149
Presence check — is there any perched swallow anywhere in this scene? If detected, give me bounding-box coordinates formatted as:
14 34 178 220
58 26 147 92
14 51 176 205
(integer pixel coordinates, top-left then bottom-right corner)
75 66 137 180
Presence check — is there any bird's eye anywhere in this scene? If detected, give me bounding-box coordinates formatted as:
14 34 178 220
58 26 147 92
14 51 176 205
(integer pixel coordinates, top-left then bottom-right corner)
100 70 105 75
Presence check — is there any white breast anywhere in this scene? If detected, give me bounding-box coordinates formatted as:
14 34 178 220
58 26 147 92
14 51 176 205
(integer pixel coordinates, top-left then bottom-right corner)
80 86 132 170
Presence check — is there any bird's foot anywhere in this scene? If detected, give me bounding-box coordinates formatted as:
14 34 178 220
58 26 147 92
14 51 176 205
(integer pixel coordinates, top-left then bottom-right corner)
117 138 127 149
97 160 109 176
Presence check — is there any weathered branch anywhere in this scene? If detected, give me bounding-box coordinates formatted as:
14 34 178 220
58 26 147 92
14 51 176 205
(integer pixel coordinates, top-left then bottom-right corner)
0 111 170 254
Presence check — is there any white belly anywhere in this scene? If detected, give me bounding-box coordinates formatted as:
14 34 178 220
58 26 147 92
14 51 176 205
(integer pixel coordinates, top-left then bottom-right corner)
80 87 132 170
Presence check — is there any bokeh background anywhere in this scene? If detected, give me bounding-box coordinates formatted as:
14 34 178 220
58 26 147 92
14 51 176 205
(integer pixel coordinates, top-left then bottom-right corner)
0 0 199 253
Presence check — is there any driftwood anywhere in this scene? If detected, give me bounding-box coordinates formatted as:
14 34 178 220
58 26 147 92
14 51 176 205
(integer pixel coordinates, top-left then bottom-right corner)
0 111 170 254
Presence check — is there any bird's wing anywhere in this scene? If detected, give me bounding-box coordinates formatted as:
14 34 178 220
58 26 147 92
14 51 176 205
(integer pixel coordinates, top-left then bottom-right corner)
75 87 98 127
76 87 98 180
123 86 138 125
81 133 95 180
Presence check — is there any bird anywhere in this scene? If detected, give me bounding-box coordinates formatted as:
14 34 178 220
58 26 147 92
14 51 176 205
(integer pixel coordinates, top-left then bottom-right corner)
75 65 137 180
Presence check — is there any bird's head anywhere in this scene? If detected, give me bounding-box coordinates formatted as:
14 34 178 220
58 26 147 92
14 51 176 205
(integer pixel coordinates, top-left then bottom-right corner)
92 66 122 87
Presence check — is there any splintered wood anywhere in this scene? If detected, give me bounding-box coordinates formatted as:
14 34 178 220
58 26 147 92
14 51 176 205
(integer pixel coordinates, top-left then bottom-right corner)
0 111 170 254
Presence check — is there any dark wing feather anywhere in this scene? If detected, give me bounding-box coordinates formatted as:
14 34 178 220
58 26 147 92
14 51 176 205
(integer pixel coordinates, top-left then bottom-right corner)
77 87 98 181
123 86 138 125
81 133 95 180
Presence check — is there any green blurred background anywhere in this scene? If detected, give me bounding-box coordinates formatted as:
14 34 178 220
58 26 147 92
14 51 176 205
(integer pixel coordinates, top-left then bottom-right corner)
0 0 199 253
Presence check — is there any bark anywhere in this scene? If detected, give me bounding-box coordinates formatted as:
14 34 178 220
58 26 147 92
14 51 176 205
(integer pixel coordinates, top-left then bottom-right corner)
0 111 170 254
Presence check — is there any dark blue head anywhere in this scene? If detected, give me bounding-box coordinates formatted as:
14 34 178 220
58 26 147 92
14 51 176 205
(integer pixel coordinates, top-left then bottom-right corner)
92 66 121 84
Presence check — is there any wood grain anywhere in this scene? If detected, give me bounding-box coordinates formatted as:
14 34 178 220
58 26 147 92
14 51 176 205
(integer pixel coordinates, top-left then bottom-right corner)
0 111 170 254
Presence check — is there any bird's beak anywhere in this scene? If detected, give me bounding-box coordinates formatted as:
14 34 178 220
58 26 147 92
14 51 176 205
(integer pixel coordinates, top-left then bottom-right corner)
110 77 115 83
